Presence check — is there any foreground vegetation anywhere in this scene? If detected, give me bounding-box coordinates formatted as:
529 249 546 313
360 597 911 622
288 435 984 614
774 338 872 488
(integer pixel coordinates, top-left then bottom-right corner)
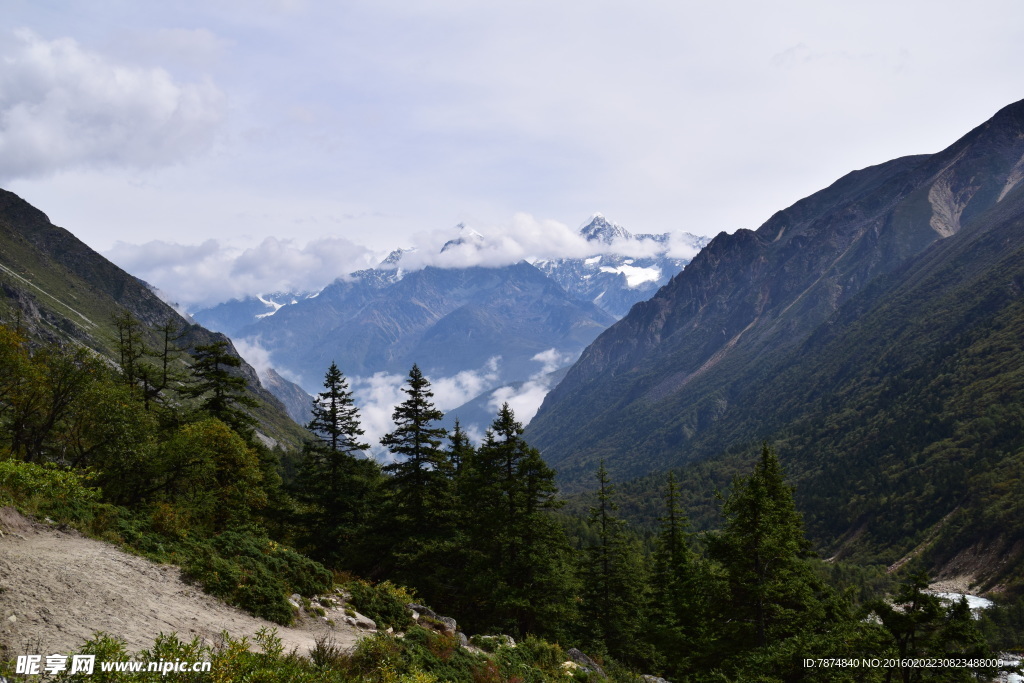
1 319 1022 681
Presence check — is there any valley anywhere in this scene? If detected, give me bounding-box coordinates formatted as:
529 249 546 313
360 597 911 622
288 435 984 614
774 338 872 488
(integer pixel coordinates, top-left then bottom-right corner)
2 98 1024 681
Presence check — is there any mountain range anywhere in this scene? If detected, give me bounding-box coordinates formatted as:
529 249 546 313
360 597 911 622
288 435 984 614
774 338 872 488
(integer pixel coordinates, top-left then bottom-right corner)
192 217 706 432
5 95 1024 588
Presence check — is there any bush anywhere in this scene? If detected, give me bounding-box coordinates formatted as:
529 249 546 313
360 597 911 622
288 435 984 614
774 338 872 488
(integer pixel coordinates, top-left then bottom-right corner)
0 460 101 520
180 529 332 625
347 580 416 631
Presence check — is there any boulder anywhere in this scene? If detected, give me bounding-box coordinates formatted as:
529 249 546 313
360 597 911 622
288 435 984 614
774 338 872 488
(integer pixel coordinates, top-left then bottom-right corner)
566 648 605 676
406 602 457 633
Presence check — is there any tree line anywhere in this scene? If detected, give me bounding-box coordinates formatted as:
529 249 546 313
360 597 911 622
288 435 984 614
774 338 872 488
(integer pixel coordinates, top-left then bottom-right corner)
0 314 1011 681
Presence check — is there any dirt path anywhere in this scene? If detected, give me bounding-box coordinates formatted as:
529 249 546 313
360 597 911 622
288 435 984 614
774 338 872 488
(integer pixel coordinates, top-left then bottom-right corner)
0 508 363 658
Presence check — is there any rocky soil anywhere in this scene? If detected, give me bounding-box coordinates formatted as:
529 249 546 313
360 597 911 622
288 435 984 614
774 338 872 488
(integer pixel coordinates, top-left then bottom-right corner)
0 507 362 658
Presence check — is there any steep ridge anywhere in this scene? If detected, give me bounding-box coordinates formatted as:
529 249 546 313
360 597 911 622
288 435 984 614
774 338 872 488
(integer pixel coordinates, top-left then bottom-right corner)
0 188 308 448
528 99 1024 491
603 179 1024 581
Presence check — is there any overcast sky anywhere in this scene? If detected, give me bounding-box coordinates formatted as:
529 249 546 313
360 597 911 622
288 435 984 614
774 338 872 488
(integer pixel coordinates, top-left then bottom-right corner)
2 0 1022 307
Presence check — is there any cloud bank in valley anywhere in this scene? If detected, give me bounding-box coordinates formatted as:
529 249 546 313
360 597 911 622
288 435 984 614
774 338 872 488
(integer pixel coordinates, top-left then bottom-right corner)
486 348 574 426
348 358 502 460
108 213 704 309
276 352 564 460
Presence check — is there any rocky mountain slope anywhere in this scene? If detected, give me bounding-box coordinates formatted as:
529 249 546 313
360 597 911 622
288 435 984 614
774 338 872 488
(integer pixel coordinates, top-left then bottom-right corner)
191 217 705 437
227 261 615 395
533 215 707 318
527 98 1024 580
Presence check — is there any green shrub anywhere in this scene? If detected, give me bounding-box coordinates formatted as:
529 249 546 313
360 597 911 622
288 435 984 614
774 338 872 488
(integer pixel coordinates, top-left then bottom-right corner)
468 635 506 653
180 530 332 625
400 627 486 683
511 635 565 675
347 631 407 679
347 580 416 631
0 460 101 520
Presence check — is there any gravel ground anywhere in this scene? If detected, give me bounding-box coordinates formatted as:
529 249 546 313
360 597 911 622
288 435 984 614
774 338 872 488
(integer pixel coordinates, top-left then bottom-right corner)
0 507 362 658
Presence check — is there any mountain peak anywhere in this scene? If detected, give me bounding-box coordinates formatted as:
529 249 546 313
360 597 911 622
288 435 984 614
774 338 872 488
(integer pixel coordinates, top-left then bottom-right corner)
440 224 485 253
379 248 413 268
580 214 632 244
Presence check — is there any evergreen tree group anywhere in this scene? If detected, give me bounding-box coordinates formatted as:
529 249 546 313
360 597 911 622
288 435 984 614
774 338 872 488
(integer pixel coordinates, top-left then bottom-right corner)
285 360 1000 681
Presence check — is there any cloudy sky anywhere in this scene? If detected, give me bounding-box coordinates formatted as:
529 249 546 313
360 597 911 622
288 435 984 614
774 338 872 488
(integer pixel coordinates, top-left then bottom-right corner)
2 0 1022 307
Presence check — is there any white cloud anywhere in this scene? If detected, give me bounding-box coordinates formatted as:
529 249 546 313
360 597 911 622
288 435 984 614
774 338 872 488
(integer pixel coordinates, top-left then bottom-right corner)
531 348 572 375
232 336 275 376
429 357 501 410
106 210 703 309
487 347 577 425
488 377 551 426
349 371 408 461
105 236 376 308
395 213 701 272
397 214 592 270
0 28 225 181
666 233 705 261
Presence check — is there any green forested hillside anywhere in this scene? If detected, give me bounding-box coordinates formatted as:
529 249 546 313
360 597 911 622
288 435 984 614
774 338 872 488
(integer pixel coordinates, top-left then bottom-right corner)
528 99 1024 586
0 188 307 449
594 195 1024 584
2 329 1008 680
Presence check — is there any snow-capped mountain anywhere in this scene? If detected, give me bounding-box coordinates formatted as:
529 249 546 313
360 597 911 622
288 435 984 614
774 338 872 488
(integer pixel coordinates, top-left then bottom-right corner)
190 215 706 438
535 215 708 318
192 291 315 338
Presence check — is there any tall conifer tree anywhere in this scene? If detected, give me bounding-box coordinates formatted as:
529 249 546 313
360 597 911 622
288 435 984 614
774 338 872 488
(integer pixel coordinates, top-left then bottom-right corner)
182 340 258 434
580 461 650 665
380 364 453 535
706 444 827 658
295 362 379 566
649 472 709 677
459 403 577 638
378 364 458 596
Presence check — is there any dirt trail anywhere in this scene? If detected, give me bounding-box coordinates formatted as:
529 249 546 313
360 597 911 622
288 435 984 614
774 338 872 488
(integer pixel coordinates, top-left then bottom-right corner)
0 507 362 657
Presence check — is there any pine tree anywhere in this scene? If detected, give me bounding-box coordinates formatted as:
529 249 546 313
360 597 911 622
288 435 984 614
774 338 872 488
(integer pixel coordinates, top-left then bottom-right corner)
380 364 452 535
870 573 994 682
308 362 367 458
375 364 460 595
182 340 258 434
649 472 708 676
447 418 474 474
459 403 577 638
140 319 187 413
706 443 826 653
113 311 146 389
294 362 380 565
580 461 650 666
